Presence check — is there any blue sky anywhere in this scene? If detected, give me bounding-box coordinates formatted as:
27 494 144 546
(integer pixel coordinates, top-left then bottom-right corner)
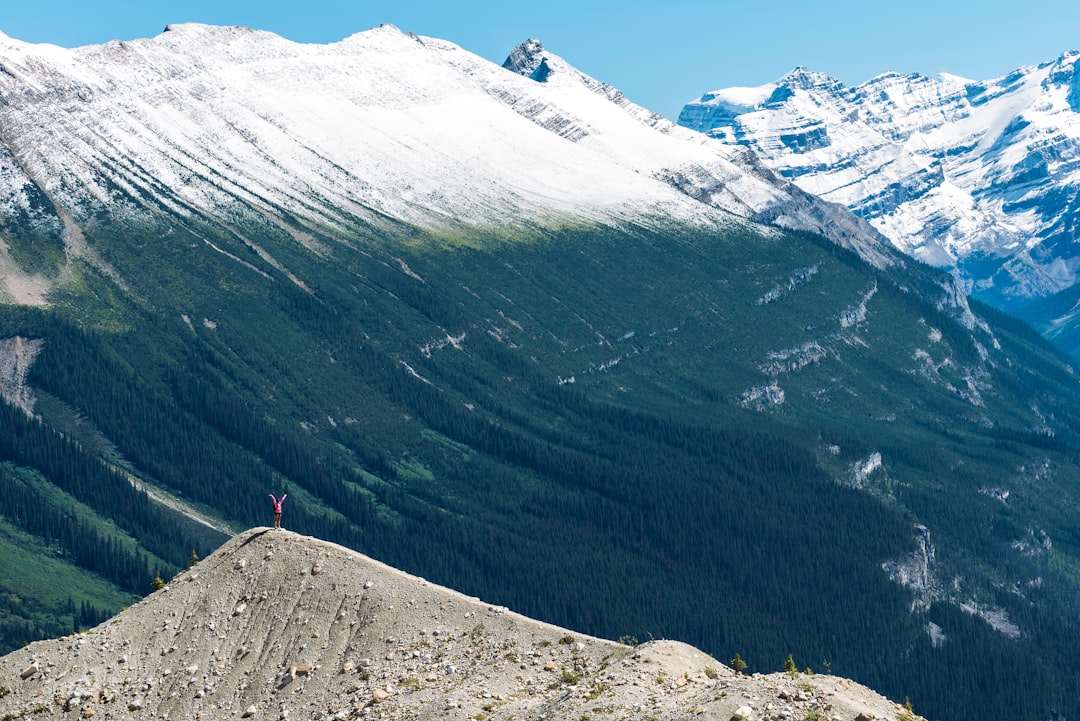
4 1 1080 120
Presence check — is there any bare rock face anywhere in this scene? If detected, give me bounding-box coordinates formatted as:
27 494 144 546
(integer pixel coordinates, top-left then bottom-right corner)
0 528 921 720
0 335 44 415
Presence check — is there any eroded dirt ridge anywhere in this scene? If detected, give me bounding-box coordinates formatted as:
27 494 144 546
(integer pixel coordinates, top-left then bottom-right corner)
0 529 921 721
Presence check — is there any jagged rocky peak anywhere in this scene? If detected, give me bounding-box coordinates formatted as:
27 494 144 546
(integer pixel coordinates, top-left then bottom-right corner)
503 37 548 78
1044 50 1080 109
778 65 846 92
1038 49 1079 76
764 67 857 107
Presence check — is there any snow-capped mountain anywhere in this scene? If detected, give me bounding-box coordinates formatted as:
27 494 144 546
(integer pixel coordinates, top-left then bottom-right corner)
7 25 1080 721
0 24 893 307
679 53 1080 318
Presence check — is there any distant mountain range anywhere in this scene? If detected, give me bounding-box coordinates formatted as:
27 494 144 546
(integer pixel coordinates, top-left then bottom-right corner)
3 24 1080 721
678 53 1080 355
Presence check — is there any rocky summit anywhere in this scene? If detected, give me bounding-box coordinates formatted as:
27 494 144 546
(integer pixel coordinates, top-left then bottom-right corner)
0 528 916 721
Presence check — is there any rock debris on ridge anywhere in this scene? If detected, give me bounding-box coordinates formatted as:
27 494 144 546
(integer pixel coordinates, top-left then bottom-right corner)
0 528 922 721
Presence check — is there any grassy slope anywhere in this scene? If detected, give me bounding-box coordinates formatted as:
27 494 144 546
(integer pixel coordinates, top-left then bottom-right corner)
0 520 135 611
0 466 141 645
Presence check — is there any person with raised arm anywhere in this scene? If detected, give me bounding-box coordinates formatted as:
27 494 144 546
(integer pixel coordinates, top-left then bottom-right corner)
269 493 287 529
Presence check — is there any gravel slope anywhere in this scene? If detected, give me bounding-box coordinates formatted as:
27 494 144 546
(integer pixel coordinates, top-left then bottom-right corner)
0 528 921 721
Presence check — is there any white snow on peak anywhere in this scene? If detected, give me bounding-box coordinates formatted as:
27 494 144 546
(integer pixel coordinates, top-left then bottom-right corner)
0 22 869 249
695 84 777 109
937 72 976 84
679 52 1080 302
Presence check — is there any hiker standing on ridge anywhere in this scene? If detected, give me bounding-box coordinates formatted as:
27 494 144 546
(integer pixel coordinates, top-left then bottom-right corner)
269 493 287 529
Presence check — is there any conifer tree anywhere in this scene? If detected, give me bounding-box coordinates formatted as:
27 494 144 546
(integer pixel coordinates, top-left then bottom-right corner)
730 653 747 675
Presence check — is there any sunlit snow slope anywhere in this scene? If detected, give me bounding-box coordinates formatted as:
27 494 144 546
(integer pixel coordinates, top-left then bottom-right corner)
680 53 1080 314
0 23 894 308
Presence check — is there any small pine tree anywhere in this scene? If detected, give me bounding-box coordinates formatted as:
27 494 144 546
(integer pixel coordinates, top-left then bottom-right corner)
150 574 165 592
730 653 747 675
784 653 797 676
188 548 200 568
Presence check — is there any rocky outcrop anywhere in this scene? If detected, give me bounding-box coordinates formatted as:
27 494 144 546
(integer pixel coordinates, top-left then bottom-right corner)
0 528 922 721
0 334 43 415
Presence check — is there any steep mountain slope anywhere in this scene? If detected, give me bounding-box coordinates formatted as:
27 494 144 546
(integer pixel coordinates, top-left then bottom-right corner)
497 38 894 268
1 23 1080 721
0 528 922 721
0 23 891 299
678 54 1080 352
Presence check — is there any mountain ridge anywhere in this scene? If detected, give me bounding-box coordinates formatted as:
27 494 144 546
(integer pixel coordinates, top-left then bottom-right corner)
2 22 1080 721
0 527 925 721
0 22 897 303
678 52 1080 354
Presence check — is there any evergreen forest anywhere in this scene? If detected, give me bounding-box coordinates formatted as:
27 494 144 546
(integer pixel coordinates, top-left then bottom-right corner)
3 210 1080 721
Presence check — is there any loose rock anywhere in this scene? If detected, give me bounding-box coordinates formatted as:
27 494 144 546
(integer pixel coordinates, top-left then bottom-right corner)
0 529 923 721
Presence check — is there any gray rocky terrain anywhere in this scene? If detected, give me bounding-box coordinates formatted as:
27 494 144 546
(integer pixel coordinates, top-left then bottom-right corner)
0 528 922 721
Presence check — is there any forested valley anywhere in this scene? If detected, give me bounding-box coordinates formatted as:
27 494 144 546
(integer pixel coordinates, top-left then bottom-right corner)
2 218 1080 721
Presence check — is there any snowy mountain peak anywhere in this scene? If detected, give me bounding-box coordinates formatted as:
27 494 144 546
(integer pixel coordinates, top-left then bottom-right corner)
1050 49 1080 68
0 22 897 309
776 66 846 95
124 22 295 58
678 50 1080 338
502 37 546 77
1042 51 1080 109
160 22 255 38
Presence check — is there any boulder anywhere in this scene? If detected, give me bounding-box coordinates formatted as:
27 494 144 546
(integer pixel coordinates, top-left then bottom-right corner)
289 662 313 679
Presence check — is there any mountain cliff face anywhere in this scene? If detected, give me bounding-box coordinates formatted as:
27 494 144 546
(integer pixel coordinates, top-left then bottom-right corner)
0 528 922 721
679 53 1080 350
2 24 1080 721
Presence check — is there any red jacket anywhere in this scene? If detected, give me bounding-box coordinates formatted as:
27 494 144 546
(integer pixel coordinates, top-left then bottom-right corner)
269 494 287 514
